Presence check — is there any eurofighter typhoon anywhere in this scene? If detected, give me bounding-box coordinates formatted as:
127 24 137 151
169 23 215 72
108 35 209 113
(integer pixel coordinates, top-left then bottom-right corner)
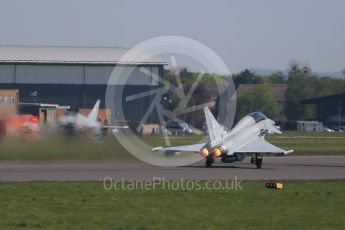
153 107 293 168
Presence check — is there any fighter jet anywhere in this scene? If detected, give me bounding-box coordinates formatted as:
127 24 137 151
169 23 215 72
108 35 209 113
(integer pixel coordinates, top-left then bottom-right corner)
59 100 127 136
153 107 293 168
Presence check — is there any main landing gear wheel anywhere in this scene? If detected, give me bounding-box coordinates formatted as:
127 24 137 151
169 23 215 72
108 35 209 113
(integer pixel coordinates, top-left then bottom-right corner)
205 156 214 168
255 158 263 169
254 153 263 169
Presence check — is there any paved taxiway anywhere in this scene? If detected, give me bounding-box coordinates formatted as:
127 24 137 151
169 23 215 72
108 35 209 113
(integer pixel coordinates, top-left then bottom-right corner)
0 156 344 181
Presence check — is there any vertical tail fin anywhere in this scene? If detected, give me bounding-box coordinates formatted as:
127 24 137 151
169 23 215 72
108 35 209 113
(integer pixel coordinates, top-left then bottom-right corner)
204 107 224 143
88 100 100 121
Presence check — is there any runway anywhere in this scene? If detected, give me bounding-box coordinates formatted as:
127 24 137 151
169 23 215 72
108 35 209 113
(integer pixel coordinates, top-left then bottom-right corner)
0 156 344 181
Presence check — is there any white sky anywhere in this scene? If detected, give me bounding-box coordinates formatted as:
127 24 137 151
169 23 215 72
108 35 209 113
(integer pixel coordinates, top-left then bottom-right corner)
0 0 344 73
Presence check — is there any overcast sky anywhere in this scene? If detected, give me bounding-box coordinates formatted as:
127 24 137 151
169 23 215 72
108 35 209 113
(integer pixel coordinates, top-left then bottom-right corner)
0 0 344 73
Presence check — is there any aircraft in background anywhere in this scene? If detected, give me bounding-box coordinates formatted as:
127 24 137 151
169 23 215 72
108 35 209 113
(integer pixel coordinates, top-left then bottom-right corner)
153 107 293 168
59 100 127 136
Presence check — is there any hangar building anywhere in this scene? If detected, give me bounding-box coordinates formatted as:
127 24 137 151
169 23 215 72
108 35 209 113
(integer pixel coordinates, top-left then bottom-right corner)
0 46 166 123
301 93 345 127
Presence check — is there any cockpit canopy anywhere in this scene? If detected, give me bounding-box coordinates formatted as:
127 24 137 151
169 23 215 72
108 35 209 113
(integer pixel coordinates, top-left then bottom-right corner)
248 112 267 123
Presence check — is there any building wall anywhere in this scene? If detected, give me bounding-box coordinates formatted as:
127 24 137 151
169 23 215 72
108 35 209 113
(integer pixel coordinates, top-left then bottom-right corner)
0 89 19 105
0 64 160 85
0 89 19 118
0 64 163 122
297 121 323 132
0 65 15 83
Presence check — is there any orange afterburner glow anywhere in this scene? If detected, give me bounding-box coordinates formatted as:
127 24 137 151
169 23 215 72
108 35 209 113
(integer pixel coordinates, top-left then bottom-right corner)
2 115 40 140
211 148 221 158
199 148 209 158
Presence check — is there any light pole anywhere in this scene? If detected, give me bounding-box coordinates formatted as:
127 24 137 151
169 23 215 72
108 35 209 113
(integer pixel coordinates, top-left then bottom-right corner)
282 74 288 131
250 87 253 112
30 91 38 103
250 77 255 112
338 101 341 131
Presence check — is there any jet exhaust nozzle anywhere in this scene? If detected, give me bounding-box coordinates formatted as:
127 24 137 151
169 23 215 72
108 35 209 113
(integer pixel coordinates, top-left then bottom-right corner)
211 145 228 158
200 148 209 158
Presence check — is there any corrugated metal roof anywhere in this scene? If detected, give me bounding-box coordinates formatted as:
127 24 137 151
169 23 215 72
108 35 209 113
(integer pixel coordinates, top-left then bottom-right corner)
0 46 167 65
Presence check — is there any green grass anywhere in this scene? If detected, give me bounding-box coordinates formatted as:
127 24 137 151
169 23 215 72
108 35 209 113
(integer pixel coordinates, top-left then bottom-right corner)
267 131 345 156
0 131 344 162
270 131 345 137
0 181 344 229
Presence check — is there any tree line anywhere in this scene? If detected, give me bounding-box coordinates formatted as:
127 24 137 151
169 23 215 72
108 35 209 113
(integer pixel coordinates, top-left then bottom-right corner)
163 62 345 128
235 61 345 121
